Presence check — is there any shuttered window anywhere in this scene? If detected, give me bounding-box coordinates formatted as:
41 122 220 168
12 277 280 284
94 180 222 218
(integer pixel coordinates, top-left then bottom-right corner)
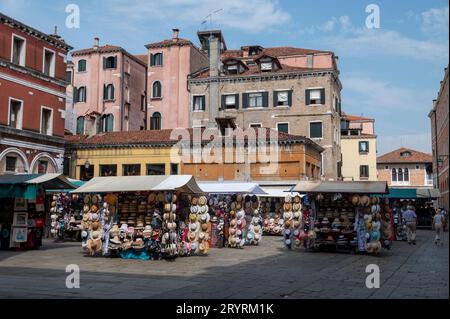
274 90 292 107
306 88 325 105
309 122 323 138
360 165 369 178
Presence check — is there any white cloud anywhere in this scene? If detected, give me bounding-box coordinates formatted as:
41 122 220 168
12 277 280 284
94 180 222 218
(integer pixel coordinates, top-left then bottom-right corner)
106 0 290 33
323 27 448 63
378 133 431 155
421 7 449 35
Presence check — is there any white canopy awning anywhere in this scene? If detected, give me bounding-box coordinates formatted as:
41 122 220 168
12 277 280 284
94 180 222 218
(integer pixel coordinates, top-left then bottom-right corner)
71 175 203 194
198 182 267 195
293 180 389 194
259 187 302 198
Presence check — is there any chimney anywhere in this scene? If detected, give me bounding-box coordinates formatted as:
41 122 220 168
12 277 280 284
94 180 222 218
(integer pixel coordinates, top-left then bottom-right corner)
172 28 180 40
93 37 100 49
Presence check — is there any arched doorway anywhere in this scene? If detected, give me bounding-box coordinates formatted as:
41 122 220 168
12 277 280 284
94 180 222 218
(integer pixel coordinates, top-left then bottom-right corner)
0 148 29 173
30 153 57 174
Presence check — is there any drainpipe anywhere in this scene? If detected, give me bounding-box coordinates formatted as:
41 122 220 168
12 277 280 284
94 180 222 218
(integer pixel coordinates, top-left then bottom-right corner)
120 52 125 131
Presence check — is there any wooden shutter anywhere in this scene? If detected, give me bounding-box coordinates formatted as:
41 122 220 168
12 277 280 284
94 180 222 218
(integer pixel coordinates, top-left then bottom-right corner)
103 57 106 69
366 166 369 177
360 165 363 177
201 96 206 111
107 115 114 132
221 95 226 111
273 91 278 107
150 54 154 66
262 92 269 107
320 88 326 104
103 84 107 100
73 87 78 103
235 94 240 109
305 89 311 105
84 87 87 102
242 93 249 108
114 56 117 69
110 85 114 99
288 90 293 106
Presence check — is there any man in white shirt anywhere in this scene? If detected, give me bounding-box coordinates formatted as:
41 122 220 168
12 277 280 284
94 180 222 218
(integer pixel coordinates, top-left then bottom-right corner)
433 209 444 246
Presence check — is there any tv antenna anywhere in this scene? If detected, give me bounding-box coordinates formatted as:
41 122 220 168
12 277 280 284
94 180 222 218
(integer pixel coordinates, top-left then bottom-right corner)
201 9 223 29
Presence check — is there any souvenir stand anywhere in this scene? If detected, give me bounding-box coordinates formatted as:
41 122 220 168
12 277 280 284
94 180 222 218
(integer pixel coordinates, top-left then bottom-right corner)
198 182 267 248
0 174 76 250
291 181 389 255
258 188 302 236
71 175 203 260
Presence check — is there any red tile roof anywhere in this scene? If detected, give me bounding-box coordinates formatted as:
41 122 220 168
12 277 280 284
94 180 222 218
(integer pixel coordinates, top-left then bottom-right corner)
263 47 330 57
377 147 432 164
65 128 324 151
342 113 374 122
145 38 193 49
72 45 147 67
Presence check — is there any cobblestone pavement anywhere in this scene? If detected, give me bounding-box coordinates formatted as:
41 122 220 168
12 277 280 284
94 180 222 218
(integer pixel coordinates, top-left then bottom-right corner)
0 230 447 299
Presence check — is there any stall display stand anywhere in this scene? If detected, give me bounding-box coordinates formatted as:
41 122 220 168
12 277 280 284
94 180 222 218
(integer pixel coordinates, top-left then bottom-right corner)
262 198 284 236
161 192 179 259
244 195 262 245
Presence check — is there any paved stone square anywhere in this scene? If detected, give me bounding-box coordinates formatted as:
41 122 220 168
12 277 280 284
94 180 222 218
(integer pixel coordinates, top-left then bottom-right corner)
0 230 447 299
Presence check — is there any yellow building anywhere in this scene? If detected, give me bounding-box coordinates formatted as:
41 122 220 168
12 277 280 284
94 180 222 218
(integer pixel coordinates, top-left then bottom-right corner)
340 114 378 181
65 128 323 182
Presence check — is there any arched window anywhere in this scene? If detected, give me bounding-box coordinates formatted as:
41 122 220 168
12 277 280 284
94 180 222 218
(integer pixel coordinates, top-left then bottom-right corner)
78 59 86 72
392 168 397 182
76 116 85 134
101 114 114 132
150 112 161 130
404 168 409 182
104 84 114 100
152 81 162 98
104 56 117 69
398 168 403 182
76 86 86 102
150 53 163 66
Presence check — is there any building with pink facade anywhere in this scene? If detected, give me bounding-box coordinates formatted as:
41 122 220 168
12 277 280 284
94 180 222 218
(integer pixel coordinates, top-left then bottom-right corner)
71 38 147 135
144 29 208 130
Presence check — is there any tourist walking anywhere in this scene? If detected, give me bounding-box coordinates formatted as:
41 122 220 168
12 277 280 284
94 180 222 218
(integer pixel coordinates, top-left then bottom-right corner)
433 209 444 246
403 205 417 245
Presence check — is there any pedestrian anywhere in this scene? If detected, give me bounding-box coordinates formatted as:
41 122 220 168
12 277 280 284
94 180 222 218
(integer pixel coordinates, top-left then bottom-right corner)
432 208 444 246
403 205 417 245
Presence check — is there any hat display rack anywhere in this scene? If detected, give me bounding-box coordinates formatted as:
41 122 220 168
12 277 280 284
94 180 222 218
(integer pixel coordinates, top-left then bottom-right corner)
246 196 263 246
262 198 284 236
49 193 82 241
160 192 179 259
183 195 210 255
227 194 246 249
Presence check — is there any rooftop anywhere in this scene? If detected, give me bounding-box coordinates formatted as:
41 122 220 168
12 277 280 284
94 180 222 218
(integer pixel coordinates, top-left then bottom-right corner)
342 113 374 122
377 147 432 164
72 45 147 67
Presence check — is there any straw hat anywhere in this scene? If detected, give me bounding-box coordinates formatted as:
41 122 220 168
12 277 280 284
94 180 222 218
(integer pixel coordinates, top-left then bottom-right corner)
351 195 360 206
198 196 207 206
235 203 242 210
236 194 243 203
360 195 370 207
230 219 237 227
157 192 165 202
91 221 100 231
191 197 198 205
84 195 91 204
189 222 198 231
198 232 206 241
189 213 198 222
148 193 156 203
292 203 301 212
132 238 145 250
285 195 292 203
164 203 172 213
283 203 292 212
229 210 236 217
284 220 292 228
201 223 208 232
91 205 98 213
229 237 237 245
188 231 197 242
229 228 236 235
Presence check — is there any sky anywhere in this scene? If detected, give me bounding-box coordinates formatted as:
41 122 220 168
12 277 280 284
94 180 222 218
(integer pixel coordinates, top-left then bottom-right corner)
0 0 448 155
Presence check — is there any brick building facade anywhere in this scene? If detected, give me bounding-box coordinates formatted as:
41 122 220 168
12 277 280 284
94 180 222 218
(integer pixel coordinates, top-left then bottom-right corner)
429 65 449 210
0 13 72 174
188 30 342 180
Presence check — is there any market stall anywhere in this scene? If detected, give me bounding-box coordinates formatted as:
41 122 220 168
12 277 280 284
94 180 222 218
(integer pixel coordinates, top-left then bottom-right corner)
0 174 77 250
71 175 203 260
290 181 390 255
198 182 266 248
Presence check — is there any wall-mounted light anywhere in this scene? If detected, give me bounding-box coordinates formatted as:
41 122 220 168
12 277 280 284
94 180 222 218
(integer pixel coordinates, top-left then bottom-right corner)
84 160 90 169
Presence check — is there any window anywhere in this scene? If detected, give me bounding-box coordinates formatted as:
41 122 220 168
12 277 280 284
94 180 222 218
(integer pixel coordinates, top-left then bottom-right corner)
400 151 411 158
170 163 178 175
416 165 420 169
404 168 409 181
5 156 17 172
392 168 397 182
243 92 268 108
274 90 292 107
8 99 23 129
360 165 369 178
277 123 289 134
40 107 53 135
80 165 94 181
76 116 85 134
385 166 389 169
78 59 87 72
103 56 117 69
150 53 163 66
66 71 72 84
225 62 239 75
12 35 25 66
123 164 141 176
43 48 55 77
221 94 239 110
193 95 206 111
37 160 48 174
398 168 403 182
147 164 165 175
260 62 273 71
100 165 117 176
75 86 86 103
359 141 369 153
309 122 323 139
141 95 146 111
100 114 114 132
150 112 161 130
104 84 115 100
306 88 325 105
152 81 162 98
249 123 262 128
391 168 410 183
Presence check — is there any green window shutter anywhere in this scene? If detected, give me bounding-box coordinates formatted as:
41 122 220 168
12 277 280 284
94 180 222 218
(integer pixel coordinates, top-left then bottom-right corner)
320 88 326 104
103 57 106 69
221 95 226 110
310 122 322 138
103 84 107 100
273 91 278 107
73 87 78 102
107 115 114 132
114 56 118 69
360 165 363 177
150 54 154 66
366 166 369 177
111 85 114 99
262 91 269 107
242 93 248 108
201 96 206 111
305 89 311 105
235 94 240 109
84 87 87 102
288 90 293 106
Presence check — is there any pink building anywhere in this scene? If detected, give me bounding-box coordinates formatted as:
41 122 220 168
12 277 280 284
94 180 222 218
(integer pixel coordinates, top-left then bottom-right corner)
71 38 147 135
144 29 208 130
